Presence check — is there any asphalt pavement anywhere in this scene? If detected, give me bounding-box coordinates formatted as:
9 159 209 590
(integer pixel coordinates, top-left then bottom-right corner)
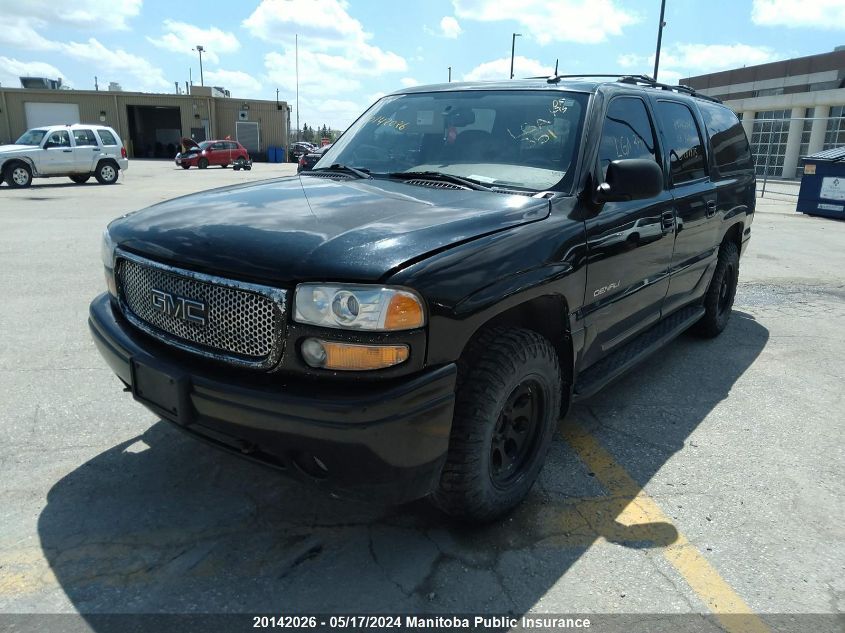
0 162 842 632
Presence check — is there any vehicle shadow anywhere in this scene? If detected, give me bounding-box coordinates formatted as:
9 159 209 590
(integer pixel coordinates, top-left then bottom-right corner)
37 311 768 616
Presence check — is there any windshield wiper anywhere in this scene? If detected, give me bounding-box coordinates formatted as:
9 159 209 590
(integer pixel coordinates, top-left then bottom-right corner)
307 164 371 179
388 171 493 192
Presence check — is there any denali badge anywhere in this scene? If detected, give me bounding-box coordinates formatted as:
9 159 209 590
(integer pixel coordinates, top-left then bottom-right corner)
150 288 207 326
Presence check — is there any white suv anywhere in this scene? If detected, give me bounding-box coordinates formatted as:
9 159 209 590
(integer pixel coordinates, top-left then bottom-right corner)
0 124 129 188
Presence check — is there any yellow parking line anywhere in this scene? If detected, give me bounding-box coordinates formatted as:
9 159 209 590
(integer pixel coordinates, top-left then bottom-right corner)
562 422 772 633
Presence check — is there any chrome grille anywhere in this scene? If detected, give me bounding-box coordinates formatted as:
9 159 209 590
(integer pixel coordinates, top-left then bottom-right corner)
115 251 286 369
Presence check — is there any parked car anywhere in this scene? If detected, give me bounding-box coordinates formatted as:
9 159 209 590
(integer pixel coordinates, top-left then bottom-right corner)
1 124 128 188
297 144 331 172
289 141 316 162
175 139 251 170
91 76 754 522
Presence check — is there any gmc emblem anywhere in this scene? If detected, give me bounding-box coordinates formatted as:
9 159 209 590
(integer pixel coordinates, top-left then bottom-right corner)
150 288 208 326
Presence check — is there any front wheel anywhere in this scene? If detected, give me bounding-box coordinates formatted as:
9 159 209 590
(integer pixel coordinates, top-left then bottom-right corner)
198 158 209 169
5 162 32 188
69 175 90 184
95 161 119 184
181 164 190 170
694 240 739 338
431 328 561 522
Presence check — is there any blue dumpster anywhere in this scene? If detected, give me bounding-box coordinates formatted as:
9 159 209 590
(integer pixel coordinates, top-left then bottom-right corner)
797 146 845 220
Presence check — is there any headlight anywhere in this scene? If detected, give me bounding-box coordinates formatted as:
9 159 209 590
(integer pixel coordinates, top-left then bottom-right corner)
101 229 117 296
294 284 425 331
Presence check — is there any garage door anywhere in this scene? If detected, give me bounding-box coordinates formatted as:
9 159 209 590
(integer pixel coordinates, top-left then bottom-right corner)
236 121 260 154
24 102 81 128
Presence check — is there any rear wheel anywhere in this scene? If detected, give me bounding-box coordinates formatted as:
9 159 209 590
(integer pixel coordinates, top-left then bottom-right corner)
5 162 32 188
431 328 561 522
221 164 228 169
694 240 739 338
94 161 119 184
69 175 90 184
198 158 209 169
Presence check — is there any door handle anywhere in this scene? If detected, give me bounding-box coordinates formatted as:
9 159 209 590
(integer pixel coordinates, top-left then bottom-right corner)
91 147 100 150
62 149 72 153
706 200 717 218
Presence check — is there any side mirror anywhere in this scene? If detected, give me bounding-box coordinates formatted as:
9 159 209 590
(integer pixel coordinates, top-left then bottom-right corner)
594 159 663 204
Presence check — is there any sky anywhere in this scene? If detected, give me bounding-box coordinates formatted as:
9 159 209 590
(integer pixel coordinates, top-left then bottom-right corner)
1 0 844 130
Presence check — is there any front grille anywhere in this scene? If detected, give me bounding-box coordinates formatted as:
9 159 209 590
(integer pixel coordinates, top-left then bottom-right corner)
115 251 286 369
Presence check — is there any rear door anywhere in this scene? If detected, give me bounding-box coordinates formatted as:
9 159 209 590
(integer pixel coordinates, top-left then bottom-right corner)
70 128 100 173
652 99 719 315
581 95 677 367
39 130 74 174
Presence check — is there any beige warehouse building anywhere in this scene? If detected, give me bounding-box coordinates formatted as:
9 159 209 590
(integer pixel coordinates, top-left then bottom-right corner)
0 84 292 160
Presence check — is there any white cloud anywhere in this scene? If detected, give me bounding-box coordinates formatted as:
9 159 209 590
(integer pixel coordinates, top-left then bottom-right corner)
204 69 262 97
244 0 407 74
0 56 67 89
400 77 420 87
452 0 639 44
617 43 782 80
751 0 845 29
463 56 553 81
62 38 170 90
440 16 462 38
147 20 240 64
0 0 141 31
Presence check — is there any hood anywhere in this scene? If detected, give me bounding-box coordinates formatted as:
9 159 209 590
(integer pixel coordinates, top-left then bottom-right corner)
0 144 36 153
109 175 551 284
181 138 201 150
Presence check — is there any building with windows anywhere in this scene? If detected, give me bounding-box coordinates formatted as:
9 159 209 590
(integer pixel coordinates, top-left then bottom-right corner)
0 82 291 160
682 47 845 179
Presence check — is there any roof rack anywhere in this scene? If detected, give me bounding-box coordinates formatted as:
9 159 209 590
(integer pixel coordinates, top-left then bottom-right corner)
524 73 722 103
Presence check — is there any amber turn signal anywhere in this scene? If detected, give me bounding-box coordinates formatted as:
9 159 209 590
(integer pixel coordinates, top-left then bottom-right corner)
301 338 409 371
384 293 425 330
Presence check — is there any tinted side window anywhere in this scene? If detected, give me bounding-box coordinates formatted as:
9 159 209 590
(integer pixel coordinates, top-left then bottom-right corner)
599 97 657 178
97 129 117 145
227 142 239 150
45 130 70 147
697 101 754 177
73 129 98 146
656 101 707 184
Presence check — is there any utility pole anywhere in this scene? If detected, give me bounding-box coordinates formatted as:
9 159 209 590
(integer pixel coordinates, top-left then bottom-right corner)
94 76 98 91
194 46 205 86
295 34 300 142
510 33 521 79
448 66 451 83
653 0 667 81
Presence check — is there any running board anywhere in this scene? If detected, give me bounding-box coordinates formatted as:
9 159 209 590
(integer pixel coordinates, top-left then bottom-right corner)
573 305 705 401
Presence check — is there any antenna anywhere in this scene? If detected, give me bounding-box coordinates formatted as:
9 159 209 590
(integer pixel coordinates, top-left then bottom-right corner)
554 59 559 75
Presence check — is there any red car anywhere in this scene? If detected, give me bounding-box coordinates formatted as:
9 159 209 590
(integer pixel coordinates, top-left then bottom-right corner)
175 139 251 170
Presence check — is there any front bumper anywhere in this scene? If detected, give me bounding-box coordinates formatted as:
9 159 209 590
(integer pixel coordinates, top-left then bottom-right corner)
88 293 456 503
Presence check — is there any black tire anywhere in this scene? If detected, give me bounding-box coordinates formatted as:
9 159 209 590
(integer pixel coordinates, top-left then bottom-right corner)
94 161 119 185
431 328 561 522
181 164 190 170
5 161 32 188
694 240 739 338
221 164 228 169
69 175 90 184
198 158 209 169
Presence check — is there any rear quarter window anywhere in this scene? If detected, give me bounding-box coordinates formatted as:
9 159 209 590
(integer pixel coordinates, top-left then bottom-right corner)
97 129 117 145
697 101 754 177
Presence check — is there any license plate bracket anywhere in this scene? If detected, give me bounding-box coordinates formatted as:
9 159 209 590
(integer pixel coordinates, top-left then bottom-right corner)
130 358 193 425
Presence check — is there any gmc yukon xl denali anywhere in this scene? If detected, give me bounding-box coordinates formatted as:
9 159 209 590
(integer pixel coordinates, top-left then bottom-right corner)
90 76 755 521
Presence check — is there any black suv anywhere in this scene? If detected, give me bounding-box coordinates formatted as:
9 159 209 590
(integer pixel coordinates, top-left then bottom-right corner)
90 75 755 522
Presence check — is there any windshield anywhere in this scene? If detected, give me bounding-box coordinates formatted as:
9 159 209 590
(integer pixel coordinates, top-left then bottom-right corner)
198 141 213 150
316 90 588 191
15 129 48 146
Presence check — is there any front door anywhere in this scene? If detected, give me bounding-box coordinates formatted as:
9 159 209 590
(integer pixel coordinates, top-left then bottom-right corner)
581 95 676 368
39 130 75 174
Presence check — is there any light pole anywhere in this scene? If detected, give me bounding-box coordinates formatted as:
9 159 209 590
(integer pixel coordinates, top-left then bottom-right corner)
510 33 521 79
653 0 666 81
194 46 205 86
295 34 300 142
448 66 451 83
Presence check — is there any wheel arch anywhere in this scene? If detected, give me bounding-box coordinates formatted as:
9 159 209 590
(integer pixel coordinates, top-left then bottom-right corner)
2 156 37 176
96 157 120 171
722 220 743 256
